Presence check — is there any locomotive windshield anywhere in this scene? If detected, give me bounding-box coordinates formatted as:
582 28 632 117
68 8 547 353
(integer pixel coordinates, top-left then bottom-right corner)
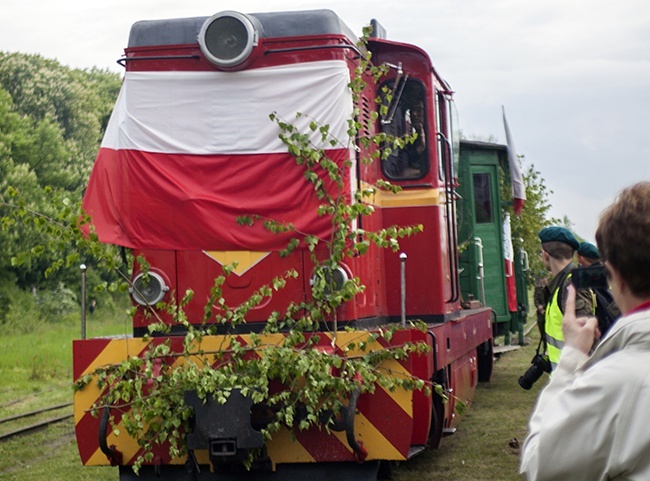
380 79 429 180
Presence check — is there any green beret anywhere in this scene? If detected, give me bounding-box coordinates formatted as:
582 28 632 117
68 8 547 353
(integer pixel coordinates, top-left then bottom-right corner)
538 226 580 250
577 242 600 260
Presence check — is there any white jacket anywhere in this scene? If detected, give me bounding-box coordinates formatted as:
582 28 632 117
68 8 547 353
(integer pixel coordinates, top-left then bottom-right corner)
520 307 650 481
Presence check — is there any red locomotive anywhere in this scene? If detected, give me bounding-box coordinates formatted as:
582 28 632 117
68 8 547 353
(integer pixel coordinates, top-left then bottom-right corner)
72 9 519 480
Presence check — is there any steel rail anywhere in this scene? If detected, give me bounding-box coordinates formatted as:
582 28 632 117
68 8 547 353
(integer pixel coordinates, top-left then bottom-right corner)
0 403 73 442
0 402 72 425
0 413 73 442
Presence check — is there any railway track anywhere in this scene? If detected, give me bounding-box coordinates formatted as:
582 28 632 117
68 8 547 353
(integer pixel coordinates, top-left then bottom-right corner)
0 402 73 441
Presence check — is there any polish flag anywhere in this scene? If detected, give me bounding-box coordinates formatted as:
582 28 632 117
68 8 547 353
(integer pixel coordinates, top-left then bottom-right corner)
82 60 354 251
502 212 518 313
502 106 526 215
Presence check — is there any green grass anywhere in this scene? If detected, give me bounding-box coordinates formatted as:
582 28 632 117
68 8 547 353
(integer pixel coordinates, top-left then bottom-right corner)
0 307 132 406
0 306 544 480
0 420 117 481
0 306 127 481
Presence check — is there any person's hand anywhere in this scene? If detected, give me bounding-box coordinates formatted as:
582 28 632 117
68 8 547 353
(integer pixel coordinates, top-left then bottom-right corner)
562 285 600 355
413 122 425 152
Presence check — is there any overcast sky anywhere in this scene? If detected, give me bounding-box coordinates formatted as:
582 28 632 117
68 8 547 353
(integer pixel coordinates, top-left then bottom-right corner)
2 0 649 243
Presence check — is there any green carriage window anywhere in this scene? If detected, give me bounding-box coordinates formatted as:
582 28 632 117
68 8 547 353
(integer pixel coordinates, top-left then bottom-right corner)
473 173 493 224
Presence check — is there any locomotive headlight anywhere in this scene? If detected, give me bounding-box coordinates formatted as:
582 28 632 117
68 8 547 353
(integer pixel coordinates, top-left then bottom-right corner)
310 266 350 296
198 11 259 68
130 272 169 306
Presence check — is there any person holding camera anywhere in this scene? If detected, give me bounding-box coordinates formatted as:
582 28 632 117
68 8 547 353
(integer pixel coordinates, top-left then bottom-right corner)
538 226 594 371
519 228 594 390
576 241 621 337
520 181 650 480
576 241 600 268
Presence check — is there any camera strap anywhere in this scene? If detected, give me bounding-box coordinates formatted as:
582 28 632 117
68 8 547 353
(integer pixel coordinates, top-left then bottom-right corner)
536 336 547 357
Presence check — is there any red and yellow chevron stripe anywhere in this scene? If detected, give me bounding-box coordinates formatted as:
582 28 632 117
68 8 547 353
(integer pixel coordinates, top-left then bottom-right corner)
73 329 429 468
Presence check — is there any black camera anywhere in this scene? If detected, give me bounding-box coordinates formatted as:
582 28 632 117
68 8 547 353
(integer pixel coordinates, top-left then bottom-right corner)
571 265 608 290
572 265 621 337
518 353 552 390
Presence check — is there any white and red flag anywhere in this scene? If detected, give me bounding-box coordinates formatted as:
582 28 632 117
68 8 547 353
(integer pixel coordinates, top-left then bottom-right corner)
502 106 526 215
82 60 354 251
502 212 518 312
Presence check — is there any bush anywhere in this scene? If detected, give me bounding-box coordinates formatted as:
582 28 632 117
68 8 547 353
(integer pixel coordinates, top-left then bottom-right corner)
1 285 45 333
36 282 78 322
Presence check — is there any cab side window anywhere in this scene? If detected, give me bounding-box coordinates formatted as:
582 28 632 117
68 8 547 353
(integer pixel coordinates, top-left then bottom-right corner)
380 80 429 180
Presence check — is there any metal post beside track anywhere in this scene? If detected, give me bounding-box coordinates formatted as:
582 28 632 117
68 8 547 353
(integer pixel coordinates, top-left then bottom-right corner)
80 264 87 340
400 252 407 327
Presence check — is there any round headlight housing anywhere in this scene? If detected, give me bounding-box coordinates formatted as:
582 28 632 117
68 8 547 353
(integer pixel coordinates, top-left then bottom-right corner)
310 266 350 297
198 11 259 68
130 272 169 306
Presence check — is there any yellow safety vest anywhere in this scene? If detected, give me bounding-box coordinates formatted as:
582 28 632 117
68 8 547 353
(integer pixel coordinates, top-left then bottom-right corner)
545 274 570 370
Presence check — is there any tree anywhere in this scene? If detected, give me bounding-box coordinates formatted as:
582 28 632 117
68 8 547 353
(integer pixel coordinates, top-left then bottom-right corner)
0 53 122 322
0 52 121 166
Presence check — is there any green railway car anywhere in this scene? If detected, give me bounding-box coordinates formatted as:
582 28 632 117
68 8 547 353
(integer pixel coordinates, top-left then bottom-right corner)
457 140 529 344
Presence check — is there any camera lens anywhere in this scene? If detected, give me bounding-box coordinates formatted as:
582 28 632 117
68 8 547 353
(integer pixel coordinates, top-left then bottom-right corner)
518 354 551 390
